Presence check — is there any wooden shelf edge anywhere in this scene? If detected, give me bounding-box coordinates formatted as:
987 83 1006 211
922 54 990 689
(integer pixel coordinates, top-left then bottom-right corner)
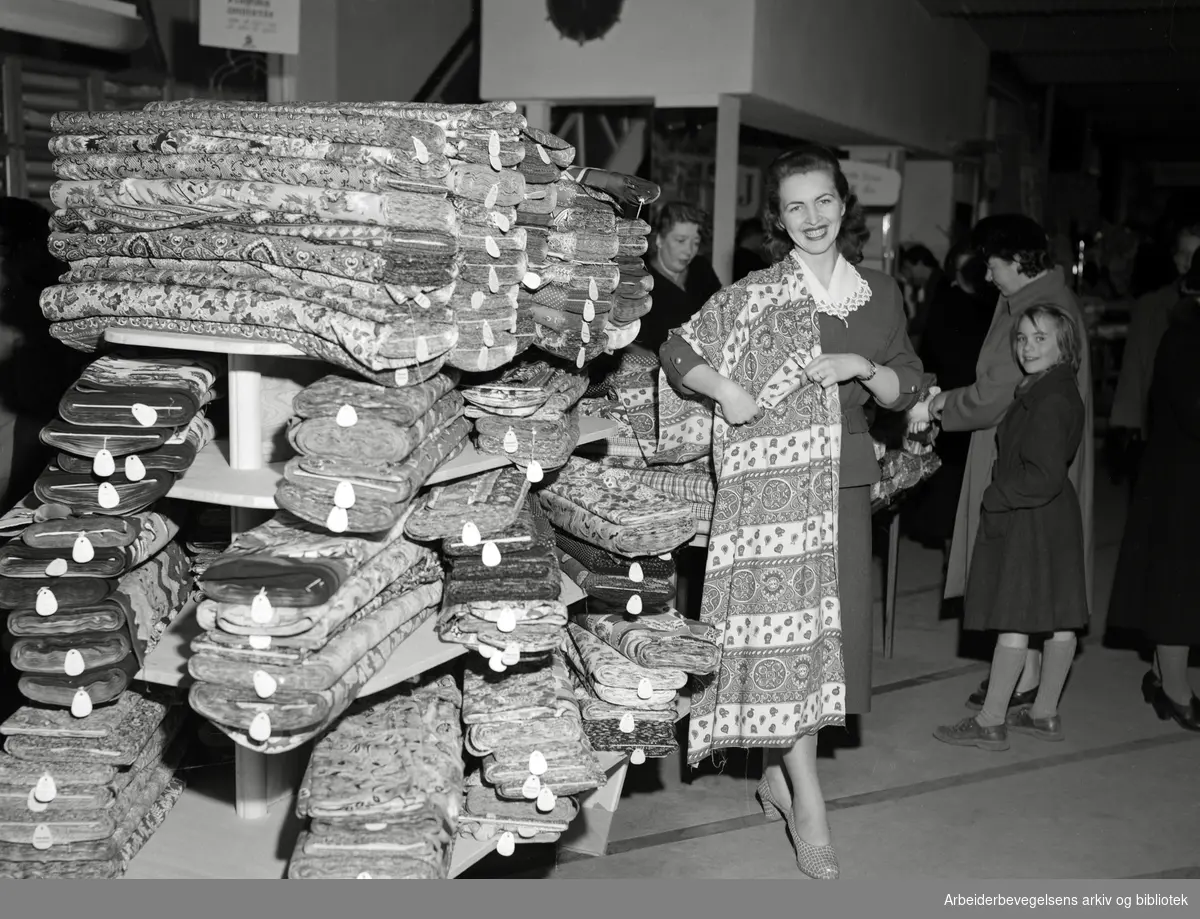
104 327 312 358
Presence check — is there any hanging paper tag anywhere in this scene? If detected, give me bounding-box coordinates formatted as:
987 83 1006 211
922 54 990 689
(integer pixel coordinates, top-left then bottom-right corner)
626 594 643 615
413 136 430 164
253 670 278 699
482 321 495 347
471 290 486 310
528 751 548 776
131 403 158 427
45 557 68 578
248 634 272 651
619 713 636 734
34 774 57 804
496 831 516 857
334 481 356 509
503 428 519 454
336 404 358 428
523 271 541 289
326 506 349 533
575 346 586 369
525 461 544 484
415 336 432 363
488 655 507 673
26 789 48 813
501 642 521 666
492 212 511 233
477 643 497 660
357 872 373 880
70 532 93 568
70 688 93 718
536 787 556 813
36 587 57 617
31 824 54 850
461 521 482 547
63 649 85 677
496 608 517 633
537 143 551 164
521 774 541 800
481 541 502 568
488 266 500 293
583 300 595 322
517 825 539 839
636 678 653 700
488 131 501 158
248 711 272 743
414 291 432 309
628 562 644 583
250 588 273 625
630 748 647 765
580 321 591 344
92 448 115 478
485 234 501 259
484 184 499 210
97 482 120 510
659 552 673 561
124 454 146 482
589 278 600 300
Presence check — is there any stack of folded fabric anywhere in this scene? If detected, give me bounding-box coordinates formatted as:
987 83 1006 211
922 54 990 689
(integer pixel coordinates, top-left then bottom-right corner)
186 508 443 753
459 356 588 477
276 370 469 535
0 688 186 877
288 673 462 879
554 529 676 617
563 621 685 763
1 504 191 714
41 99 471 384
36 352 219 516
459 650 603 855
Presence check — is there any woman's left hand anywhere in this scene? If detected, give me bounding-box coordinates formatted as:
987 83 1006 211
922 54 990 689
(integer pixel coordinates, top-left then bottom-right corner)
802 353 871 396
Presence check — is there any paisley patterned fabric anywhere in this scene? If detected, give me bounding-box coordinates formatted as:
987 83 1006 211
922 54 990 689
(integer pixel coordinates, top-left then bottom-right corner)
655 253 845 763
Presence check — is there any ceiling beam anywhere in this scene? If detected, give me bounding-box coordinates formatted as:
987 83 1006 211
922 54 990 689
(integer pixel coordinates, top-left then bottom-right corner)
967 12 1200 54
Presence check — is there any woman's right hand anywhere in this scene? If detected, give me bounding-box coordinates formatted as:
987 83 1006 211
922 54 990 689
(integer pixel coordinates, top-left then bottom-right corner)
716 378 761 424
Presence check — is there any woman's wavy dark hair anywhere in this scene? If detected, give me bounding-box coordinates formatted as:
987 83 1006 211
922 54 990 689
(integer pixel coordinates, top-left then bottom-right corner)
971 214 1054 278
761 144 869 265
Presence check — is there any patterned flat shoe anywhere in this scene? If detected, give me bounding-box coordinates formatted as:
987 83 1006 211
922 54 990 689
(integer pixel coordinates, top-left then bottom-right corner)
1005 707 1064 742
755 778 787 823
784 810 839 879
933 716 1010 751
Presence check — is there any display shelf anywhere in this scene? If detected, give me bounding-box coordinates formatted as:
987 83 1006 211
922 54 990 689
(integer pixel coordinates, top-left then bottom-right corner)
134 597 202 687
104 328 311 358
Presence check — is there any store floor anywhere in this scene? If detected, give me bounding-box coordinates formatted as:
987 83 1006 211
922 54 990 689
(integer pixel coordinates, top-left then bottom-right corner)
125 462 1200 879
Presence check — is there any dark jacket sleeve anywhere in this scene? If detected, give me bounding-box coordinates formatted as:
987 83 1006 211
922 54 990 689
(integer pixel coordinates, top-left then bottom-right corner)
873 279 923 411
1155 326 1200 439
981 393 1079 512
658 333 709 395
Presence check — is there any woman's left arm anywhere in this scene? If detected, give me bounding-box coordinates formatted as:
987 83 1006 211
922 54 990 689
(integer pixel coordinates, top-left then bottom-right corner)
861 280 923 410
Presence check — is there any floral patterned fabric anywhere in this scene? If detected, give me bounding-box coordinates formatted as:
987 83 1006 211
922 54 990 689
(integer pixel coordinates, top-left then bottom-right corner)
655 254 846 763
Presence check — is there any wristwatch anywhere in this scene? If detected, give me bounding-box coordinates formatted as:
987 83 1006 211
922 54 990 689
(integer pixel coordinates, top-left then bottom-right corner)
860 359 878 382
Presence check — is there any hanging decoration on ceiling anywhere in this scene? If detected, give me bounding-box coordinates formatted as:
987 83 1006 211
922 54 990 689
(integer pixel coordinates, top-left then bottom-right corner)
546 0 625 45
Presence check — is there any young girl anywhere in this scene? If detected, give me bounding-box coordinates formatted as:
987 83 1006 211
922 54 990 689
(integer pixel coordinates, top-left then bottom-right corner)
934 303 1089 750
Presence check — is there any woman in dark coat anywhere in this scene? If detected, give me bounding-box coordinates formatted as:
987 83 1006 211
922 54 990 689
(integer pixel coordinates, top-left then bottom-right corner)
935 303 1088 750
1107 258 1200 732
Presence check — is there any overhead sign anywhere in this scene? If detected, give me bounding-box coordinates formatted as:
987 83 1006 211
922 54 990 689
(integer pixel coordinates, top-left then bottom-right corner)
199 0 300 55
841 161 902 208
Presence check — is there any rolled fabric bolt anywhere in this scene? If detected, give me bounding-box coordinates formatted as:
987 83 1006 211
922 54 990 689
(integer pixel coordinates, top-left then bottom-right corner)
471 291 485 309
248 711 272 743
45 557 68 577
619 713 635 733
497 832 516 857
27 790 49 813
63 649 85 676
131 403 158 427
34 774 57 804
503 428 519 454
336 404 358 427
413 136 429 163
124 454 146 482
334 480 356 509
32 825 54 850
628 562 644 583
70 688 93 718
517 825 539 839
72 534 95 564
525 461 544 484
626 594 643 615
583 300 595 322
488 655 507 673
326 506 349 533
250 588 273 625
496 608 517 633
481 541 502 567
97 482 119 509
630 749 647 765
92 449 115 477
521 774 541 799
528 751 548 776
253 670 278 699
461 521 482 547
576 347 586 369
589 278 599 300
488 266 500 293
484 185 499 210
482 322 495 347
36 587 57 616
580 322 590 344
636 678 653 700
536 787 556 813
501 642 520 666
248 634 272 650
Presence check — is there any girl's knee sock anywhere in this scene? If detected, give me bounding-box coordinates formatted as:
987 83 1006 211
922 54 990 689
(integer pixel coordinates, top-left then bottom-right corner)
978 643 1028 727
1030 635 1077 720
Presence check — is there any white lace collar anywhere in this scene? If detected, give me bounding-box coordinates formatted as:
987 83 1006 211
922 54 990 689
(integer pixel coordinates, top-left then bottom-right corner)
788 250 872 323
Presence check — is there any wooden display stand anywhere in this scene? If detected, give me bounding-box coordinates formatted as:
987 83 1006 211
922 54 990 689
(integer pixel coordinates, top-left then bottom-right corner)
110 326 633 873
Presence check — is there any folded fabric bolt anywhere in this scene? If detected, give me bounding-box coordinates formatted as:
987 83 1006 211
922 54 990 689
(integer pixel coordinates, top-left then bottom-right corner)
2 692 176 763
288 391 463 465
572 609 719 674
446 163 525 207
570 680 677 723
552 207 617 235
0 575 116 611
514 307 536 356
617 217 651 237
442 497 553 559
437 607 563 656
566 622 687 691
306 804 451 844
613 293 652 323
530 284 614 315
523 228 550 268
21 513 142 551
532 322 608 367
617 273 654 301
537 458 697 557
452 200 518 235
442 598 567 628
561 631 675 710
18 655 139 709
9 631 132 676
527 261 620 294
465 709 582 758
189 580 441 693
0 511 177 580
554 529 674 579
295 826 448 870
531 306 609 343
280 459 419 509
446 334 519 373
8 601 127 638
458 225 527 257
57 414 214 476
520 126 575 168
556 551 675 610
33 465 176 517
515 191 558 219
287 840 449 880
473 411 581 472
58 355 218 429
461 658 559 725
405 465 530 542
443 566 561 605
275 479 408 536
516 142 561 184
582 718 678 758
40 419 172 458
458 361 556 412
451 136 525 171
481 744 605 798
292 371 460 427
463 773 579 829
618 234 650 256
